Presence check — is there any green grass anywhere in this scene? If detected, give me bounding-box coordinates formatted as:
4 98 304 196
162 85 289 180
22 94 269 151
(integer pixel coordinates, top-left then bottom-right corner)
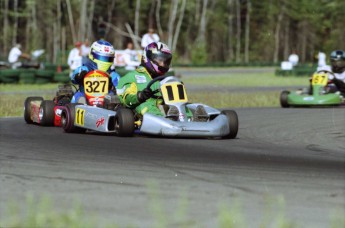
189 91 280 108
182 72 308 87
0 83 61 92
1 193 344 228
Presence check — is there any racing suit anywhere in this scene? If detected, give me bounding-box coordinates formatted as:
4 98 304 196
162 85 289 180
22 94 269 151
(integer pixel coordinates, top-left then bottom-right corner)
70 63 120 103
116 66 163 116
317 65 345 95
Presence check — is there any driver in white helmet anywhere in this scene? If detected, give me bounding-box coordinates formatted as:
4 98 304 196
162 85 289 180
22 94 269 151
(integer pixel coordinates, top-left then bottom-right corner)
70 40 120 103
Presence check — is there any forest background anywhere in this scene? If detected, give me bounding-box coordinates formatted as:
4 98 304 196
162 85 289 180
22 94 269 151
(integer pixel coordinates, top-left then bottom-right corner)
1 0 344 65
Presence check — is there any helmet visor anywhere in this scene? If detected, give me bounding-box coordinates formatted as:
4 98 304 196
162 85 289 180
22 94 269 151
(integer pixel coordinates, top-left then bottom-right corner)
92 52 114 63
151 53 172 68
331 59 345 68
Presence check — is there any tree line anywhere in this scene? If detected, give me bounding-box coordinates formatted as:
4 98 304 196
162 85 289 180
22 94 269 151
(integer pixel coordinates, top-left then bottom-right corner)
1 0 344 65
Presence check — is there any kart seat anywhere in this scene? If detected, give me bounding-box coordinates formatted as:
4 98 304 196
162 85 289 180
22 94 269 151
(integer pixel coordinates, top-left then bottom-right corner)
193 105 208 122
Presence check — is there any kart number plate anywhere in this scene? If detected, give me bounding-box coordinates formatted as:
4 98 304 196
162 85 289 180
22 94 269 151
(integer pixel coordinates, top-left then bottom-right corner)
161 82 188 104
84 72 109 97
312 73 328 86
75 108 85 126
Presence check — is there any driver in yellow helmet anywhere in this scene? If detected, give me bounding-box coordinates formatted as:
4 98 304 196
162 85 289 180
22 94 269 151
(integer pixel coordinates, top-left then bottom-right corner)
70 40 120 103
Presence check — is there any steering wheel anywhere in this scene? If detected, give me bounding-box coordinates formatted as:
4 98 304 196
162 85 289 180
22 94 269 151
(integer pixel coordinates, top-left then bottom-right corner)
316 69 335 77
144 75 168 99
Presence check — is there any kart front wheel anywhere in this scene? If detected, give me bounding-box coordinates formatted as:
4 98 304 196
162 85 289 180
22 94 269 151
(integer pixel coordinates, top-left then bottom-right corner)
280 90 290 108
39 100 55 126
61 103 86 133
114 108 135 137
24 96 43 124
221 110 239 139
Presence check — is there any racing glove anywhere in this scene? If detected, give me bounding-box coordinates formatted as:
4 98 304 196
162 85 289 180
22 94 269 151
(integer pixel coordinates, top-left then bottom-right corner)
137 88 153 103
75 70 87 84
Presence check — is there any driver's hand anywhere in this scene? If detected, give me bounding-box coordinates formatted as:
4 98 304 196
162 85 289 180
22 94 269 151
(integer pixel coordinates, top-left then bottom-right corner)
75 70 87 84
137 88 153 103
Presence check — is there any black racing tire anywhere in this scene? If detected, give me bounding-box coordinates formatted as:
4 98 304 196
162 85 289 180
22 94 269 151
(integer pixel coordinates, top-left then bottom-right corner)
24 96 44 124
280 90 290 108
39 100 55 126
61 103 86 133
221 110 239 139
114 108 135 137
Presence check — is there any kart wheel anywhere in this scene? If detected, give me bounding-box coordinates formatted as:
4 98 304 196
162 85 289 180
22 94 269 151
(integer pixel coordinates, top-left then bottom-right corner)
39 100 55 126
24 96 43 124
280 90 290 108
114 108 135 137
61 103 86 133
221 110 239 139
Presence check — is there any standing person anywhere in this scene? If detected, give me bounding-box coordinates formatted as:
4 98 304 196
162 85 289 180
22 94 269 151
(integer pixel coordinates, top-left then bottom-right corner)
123 41 140 71
67 42 83 76
70 40 120 104
141 28 160 49
316 50 327 70
81 39 91 65
288 50 299 67
8 44 31 69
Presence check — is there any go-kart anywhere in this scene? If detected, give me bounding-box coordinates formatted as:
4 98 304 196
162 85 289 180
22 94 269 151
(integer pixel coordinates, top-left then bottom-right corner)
61 72 239 139
280 70 344 107
24 84 74 126
61 70 122 133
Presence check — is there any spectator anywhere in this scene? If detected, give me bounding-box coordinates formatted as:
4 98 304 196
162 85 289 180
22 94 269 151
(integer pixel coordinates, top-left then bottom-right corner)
288 50 299 67
317 50 327 70
8 44 31 69
123 42 140 70
67 41 82 75
81 39 91 64
141 28 160 49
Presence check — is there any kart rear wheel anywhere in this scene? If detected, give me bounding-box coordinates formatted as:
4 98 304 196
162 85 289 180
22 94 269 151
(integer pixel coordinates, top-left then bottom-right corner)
39 100 55 126
24 96 43 124
221 110 239 139
280 90 290 108
114 108 135 137
61 103 86 133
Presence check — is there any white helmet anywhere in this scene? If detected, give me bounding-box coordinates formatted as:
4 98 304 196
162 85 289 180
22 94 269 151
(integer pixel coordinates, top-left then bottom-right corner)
88 40 115 72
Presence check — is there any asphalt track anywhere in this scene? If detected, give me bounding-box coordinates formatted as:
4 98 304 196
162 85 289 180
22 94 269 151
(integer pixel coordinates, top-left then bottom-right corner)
0 107 344 227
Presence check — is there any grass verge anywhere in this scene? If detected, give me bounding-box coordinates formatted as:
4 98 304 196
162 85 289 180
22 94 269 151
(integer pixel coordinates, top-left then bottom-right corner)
182 72 308 87
1 193 344 228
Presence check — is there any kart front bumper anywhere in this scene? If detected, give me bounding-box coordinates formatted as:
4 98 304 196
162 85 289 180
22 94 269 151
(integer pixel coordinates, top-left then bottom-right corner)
140 113 230 137
287 92 342 106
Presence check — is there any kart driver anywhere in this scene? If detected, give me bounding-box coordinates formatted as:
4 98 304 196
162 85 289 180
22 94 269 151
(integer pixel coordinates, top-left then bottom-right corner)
116 42 172 116
70 40 120 103
116 41 207 121
317 50 345 95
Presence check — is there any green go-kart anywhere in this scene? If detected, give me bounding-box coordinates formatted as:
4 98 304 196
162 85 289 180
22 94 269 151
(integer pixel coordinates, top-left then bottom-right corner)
280 71 344 107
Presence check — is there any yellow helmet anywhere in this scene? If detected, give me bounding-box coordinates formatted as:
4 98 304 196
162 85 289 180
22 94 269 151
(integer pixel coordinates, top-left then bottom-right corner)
88 40 115 72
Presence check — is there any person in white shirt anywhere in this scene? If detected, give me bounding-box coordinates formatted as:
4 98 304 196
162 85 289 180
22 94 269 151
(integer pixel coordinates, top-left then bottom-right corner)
8 44 31 69
123 42 140 70
81 39 91 64
141 28 160 49
317 50 327 69
67 42 82 75
288 50 299 67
